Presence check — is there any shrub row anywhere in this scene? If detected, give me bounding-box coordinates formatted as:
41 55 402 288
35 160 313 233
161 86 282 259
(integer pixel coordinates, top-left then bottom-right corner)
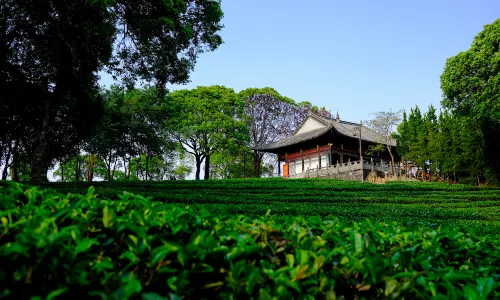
38 179 500 234
1 182 499 299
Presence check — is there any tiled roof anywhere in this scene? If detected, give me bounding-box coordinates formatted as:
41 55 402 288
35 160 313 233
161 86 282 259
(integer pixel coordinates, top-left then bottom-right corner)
253 126 332 151
253 112 396 151
333 121 392 145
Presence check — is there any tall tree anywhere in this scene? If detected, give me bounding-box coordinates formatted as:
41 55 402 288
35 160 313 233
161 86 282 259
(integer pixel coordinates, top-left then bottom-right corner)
240 88 309 177
167 86 248 180
87 88 126 182
396 105 486 184
1 0 224 185
406 106 423 171
87 86 167 181
395 111 410 174
366 110 402 174
129 154 175 181
440 18 500 182
421 105 438 176
120 87 169 180
2 0 114 184
209 141 258 179
52 154 92 182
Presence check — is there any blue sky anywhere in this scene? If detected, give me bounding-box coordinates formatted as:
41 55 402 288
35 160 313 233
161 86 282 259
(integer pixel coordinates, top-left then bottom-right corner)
101 0 500 123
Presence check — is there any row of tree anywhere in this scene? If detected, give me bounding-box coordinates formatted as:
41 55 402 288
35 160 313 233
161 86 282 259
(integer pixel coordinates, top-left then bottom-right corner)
0 0 323 183
2 0 498 185
1 83 317 182
1 0 225 184
395 106 487 184
393 18 500 184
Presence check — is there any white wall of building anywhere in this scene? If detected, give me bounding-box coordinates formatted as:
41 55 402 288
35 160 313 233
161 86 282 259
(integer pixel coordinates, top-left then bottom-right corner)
295 118 326 135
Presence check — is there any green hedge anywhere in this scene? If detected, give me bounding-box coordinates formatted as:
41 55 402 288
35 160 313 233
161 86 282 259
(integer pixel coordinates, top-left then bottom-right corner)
39 179 500 234
1 182 499 299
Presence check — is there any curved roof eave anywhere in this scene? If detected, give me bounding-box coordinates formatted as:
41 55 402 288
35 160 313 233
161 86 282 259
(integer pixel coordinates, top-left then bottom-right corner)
253 125 333 151
252 113 397 152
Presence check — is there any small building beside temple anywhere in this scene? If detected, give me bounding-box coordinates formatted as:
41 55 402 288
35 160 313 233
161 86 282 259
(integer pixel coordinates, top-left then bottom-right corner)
253 111 401 181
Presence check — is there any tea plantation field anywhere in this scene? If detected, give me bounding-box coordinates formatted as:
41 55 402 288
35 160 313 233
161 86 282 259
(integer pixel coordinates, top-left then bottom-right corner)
46 178 500 234
1 179 500 299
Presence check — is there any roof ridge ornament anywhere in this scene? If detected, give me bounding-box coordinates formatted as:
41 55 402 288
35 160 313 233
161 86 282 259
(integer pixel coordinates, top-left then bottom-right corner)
335 110 340 122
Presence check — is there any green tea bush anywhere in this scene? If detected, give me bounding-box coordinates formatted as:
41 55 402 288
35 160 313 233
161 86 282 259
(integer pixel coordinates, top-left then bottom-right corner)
39 179 500 234
1 182 499 299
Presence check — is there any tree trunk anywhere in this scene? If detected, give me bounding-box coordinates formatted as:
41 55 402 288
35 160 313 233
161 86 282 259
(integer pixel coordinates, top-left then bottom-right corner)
387 145 396 175
10 144 19 182
111 156 118 181
30 99 51 185
106 149 112 182
1 141 12 180
106 160 111 182
87 154 95 182
145 155 149 181
75 154 80 181
61 162 64 182
123 156 129 180
127 160 131 180
10 157 18 181
253 150 261 177
204 154 210 180
195 155 202 180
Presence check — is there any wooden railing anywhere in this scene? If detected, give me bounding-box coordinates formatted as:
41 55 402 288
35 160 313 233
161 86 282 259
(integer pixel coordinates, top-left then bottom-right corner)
288 159 399 179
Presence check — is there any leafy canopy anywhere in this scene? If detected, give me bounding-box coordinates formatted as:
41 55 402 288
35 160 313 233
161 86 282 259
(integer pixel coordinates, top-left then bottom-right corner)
1 0 224 184
440 18 500 181
167 85 249 179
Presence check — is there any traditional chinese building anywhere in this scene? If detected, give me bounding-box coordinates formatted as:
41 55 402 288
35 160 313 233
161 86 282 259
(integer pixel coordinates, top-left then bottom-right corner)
253 111 400 180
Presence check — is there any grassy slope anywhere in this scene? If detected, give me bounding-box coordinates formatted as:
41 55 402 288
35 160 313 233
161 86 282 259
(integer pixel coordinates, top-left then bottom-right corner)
43 178 500 234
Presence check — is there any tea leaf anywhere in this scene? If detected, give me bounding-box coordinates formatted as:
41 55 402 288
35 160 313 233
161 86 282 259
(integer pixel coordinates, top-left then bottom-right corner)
103 206 114 228
152 243 179 265
142 292 168 300
46 287 68 300
385 278 398 296
2 181 500 299
75 239 99 256
286 253 295 268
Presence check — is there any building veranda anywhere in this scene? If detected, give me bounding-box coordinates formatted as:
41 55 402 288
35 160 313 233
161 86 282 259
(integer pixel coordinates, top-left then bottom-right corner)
253 112 401 181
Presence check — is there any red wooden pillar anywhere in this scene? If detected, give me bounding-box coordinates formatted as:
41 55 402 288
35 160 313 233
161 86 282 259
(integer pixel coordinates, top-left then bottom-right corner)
283 153 289 178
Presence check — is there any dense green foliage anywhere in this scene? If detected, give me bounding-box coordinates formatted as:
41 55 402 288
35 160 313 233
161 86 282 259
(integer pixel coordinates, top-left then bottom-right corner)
393 18 500 185
2 1 499 188
42 178 500 235
45 85 309 183
439 18 500 182
1 181 500 299
395 106 489 184
167 86 249 180
87 86 172 181
0 0 224 184
2 8 499 298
